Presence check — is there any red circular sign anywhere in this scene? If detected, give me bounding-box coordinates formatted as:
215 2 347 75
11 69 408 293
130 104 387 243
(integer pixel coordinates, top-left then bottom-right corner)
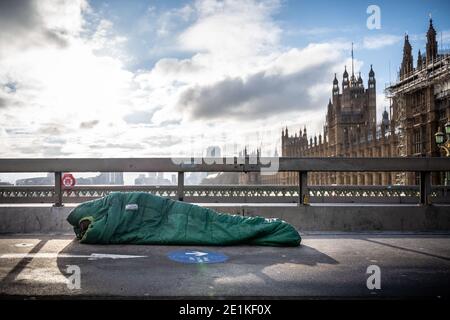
62 173 76 189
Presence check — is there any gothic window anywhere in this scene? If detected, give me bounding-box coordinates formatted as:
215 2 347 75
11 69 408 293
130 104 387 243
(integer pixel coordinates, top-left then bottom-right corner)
437 108 446 121
412 129 422 154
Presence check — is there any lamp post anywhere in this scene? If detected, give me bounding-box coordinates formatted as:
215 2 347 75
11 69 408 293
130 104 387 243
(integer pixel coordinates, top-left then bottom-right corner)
435 120 450 185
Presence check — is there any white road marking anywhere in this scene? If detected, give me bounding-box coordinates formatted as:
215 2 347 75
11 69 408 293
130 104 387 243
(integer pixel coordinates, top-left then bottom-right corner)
0 253 147 260
185 251 208 257
87 253 147 260
14 243 35 248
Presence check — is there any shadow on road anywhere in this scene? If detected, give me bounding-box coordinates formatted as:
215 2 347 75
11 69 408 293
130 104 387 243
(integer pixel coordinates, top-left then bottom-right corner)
362 238 450 261
55 238 339 267
52 238 339 297
0 239 49 285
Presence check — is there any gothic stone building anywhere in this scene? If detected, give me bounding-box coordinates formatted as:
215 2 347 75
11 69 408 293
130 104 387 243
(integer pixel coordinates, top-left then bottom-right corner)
241 18 449 186
387 18 450 185
243 62 395 186
269 62 396 186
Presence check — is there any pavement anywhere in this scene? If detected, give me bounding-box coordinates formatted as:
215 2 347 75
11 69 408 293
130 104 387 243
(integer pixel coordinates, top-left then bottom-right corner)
0 233 449 299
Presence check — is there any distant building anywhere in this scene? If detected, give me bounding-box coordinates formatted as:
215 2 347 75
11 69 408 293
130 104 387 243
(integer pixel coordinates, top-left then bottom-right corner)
16 173 54 185
16 172 124 186
186 172 208 185
241 52 394 185
188 146 222 185
206 146 221 157
134 173 171 185
77 172 124 185
201 172 240 185
273 59 396 186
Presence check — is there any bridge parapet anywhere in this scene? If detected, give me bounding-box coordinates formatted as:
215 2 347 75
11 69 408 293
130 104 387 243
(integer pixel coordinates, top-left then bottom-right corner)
0 157 449 206
0 184 449 204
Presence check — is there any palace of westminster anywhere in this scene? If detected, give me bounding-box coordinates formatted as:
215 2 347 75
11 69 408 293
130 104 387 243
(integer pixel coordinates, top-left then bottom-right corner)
240 18 450 186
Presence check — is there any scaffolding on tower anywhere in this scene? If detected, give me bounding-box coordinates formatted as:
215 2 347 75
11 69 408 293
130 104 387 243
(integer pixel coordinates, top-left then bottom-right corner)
385 54 450 185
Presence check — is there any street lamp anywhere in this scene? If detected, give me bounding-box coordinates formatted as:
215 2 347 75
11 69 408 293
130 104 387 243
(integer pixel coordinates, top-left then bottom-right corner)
434 127 444 148
435 128 444 145
435 122 450 154
435 121 450 185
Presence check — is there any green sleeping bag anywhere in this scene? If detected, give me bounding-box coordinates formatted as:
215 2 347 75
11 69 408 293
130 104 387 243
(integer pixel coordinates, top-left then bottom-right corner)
67 192 301 246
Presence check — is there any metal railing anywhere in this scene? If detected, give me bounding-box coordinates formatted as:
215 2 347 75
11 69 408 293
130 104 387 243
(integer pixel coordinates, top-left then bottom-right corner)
1 184 449 204
0 157 449 206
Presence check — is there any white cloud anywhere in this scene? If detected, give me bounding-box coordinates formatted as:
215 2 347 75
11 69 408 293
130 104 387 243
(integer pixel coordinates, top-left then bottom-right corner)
175 44 345 121
156 4 195 37
363 34 402 49
0 0 148 157
0 0 354 159
0 0 88 58
179 0 281 57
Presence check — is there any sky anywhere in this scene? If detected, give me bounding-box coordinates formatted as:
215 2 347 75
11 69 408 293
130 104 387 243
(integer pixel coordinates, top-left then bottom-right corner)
1 0 450 171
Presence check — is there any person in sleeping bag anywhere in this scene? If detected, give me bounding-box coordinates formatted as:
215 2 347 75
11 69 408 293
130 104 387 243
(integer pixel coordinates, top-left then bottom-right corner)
67 192 301 247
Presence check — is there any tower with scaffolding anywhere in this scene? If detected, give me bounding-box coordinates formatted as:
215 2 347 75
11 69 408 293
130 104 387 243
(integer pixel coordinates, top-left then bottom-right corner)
385 17 450 185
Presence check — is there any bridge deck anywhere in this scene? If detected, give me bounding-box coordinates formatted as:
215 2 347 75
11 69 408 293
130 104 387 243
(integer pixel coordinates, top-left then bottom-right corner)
0 233 449 298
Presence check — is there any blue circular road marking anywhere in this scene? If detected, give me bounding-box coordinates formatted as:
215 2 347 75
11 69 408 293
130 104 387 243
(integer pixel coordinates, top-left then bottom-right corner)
168 249 228 264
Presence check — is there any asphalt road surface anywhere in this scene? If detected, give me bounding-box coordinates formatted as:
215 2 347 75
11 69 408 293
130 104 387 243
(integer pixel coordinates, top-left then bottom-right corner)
0 233 449 298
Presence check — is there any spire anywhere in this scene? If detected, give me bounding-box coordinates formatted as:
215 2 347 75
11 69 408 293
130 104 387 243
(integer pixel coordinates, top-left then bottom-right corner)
369 64 375 77
404 33 411 50
332 72 339 95
382 107 389 127
343 65 348 78
382 107 389 119
417 50 423 69
426 15 438 63
400 33 413 79
368 64 375 88
351 42 355 78
348 43 357 86
333 73 338 84
342 65 349 89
